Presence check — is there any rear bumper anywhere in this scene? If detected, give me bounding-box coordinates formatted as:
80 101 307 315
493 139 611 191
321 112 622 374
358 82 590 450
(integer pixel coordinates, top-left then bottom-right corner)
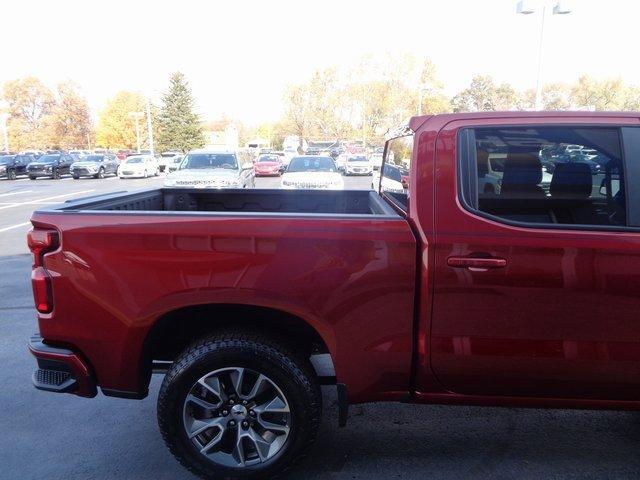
28 335 97 398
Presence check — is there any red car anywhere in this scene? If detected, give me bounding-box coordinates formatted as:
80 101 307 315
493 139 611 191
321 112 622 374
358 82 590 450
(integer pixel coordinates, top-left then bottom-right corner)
253 154 283 176
28 111 640 480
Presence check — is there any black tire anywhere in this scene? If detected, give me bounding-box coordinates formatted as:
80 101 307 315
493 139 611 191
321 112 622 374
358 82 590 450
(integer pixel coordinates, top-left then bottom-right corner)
29 176 36 180
73 175 80 180
95 168 105 179
52 169 61 180
158 331 321 480
7 169 16 180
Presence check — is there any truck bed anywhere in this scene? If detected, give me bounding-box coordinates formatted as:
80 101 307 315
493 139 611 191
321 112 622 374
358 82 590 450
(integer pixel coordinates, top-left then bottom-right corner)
47 188 399 217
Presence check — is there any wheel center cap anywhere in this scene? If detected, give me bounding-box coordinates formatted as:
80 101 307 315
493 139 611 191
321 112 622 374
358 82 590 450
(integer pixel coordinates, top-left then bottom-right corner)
231 404 247 418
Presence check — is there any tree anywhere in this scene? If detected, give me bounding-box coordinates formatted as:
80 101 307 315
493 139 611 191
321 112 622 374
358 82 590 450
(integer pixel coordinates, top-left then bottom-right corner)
282 83 312 152
417 58 452 115
96 91 147 149
49 81 93 149
451 75 520 112
2 77 55 149
156 72 205 152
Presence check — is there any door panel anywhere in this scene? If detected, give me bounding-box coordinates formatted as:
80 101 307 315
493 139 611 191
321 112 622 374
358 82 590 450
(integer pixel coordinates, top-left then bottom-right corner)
430 120 640 401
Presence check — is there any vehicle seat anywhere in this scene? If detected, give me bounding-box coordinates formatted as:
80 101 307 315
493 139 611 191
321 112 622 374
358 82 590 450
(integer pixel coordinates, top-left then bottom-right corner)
500 153 546 198
550 162 595 224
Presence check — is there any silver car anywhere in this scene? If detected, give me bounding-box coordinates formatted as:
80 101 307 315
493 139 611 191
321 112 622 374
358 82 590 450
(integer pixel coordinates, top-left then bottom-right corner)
164 149 255 189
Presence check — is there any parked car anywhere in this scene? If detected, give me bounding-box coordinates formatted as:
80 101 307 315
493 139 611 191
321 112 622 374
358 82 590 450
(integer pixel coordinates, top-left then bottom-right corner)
282 146 297 167
335 153 348 171
369 152 383 170
304 146 321 155
372 162 404 193
281 155 343 189
0 154 34 180
158 151 183 172
344 155 373 176
253 154 282 176
118 155 159 179
71 154 119 179
19 150 44 159
27 111 640 480
166 155 185 173
26 153 74 179
164 149 255 189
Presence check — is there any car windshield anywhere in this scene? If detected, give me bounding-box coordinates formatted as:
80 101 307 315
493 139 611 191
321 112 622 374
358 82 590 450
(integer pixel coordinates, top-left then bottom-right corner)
258 155 278 163
83 155 104 162
287 156 336 173
125 156 145 164
182 153 238 169
0 156 13 164
383 164 402 182
37 154 60 163
348 156 368 162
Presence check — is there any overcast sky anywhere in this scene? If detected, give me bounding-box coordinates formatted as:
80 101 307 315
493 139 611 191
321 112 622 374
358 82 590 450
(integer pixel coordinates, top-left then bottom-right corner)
2 0 639 123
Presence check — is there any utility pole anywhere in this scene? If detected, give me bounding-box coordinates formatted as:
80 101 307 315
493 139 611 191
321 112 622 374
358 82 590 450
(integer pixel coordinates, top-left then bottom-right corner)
129 111 144 153
145 98 155 156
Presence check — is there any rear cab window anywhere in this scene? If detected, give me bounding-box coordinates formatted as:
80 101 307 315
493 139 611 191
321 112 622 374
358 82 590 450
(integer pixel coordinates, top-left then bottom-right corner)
381 131 413 213
457 125 640 229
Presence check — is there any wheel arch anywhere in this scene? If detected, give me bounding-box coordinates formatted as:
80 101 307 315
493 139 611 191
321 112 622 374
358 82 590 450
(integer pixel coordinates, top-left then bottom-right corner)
139 302 337 389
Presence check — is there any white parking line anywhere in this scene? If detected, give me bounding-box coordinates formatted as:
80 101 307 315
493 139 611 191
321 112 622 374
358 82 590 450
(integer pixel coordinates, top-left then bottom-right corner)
0 190 33 197
0 222 31 233
0 189 95 210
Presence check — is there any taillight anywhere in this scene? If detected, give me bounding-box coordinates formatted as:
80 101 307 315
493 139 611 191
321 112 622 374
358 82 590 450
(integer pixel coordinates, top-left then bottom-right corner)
28 228 59 313
27 228 59 267
32 267 53 313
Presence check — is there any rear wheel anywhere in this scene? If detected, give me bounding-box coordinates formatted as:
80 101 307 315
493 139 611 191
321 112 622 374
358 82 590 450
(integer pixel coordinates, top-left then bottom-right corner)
7 169 16 180
73 175 80 180
95 167 105 179
52 169 61 180
29 176 36 180
144 169 148 178
158 331 321 480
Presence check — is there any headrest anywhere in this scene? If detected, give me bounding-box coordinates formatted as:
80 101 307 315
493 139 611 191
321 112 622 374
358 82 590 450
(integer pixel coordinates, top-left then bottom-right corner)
502 153 543 188
550 162 592 198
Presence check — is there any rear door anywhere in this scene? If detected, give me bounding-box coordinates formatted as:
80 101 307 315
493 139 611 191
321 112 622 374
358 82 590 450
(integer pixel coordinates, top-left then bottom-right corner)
430 118 640 400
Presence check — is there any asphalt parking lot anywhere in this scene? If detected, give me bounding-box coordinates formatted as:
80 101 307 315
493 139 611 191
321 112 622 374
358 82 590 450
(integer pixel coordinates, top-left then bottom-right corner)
2 173 640 479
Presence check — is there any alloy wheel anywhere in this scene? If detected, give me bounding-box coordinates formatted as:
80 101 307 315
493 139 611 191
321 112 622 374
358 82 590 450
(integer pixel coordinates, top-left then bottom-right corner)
182 367 291 468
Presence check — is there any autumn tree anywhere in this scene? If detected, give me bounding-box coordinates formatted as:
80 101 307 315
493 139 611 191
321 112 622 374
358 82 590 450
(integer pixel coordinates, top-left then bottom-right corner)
49 81 93 149
451 75 519 112
2 77 55 149
417 58 451 115
96 91 147 149
156 72 205 152
282 83 312 152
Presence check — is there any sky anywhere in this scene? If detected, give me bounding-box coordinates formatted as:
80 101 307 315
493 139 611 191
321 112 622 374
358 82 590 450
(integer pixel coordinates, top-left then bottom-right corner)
2 0 639 123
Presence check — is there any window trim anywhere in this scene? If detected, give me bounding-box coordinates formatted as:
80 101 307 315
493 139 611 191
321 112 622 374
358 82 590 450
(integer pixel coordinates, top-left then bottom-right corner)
457 125 638 233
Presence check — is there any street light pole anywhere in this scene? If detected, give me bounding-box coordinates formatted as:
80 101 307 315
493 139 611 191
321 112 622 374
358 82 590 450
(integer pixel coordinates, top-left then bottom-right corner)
516 0 572 110
534 5 547 111
129 111 144 153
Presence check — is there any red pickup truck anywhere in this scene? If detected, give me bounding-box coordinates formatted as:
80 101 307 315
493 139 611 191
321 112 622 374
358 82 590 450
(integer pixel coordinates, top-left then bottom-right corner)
28 112 640 479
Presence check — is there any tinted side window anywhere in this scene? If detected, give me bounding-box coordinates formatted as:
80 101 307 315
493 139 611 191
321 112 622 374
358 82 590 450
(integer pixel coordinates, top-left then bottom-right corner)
382 135 413 211
465 126 626 228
